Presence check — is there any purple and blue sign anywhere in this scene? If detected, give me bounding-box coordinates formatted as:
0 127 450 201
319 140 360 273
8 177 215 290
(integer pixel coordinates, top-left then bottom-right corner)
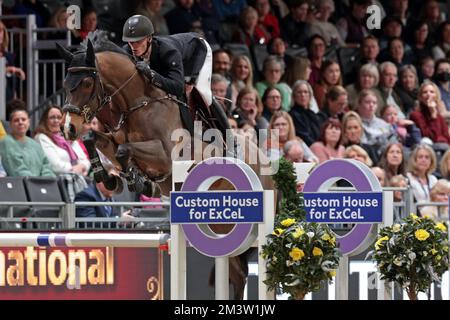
304 192 383 223
172 157 264 257
303 159 382 256
171 191 264 224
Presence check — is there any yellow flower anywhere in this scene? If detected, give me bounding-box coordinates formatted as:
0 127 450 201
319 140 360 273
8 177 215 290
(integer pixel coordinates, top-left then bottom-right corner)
392 224 401 232
329 236 336 245
431 248 438 255
312 247 323 256
272 228 285 237
436 255 442 261
329 270 336 277
436 223 447 232
292 227 305 239
415 229 430 241
321 234 331 241
281 218 296 227
410 213 419 220
289 247 305 261
444 246 449 252
375 236 389 250
423 214 431 219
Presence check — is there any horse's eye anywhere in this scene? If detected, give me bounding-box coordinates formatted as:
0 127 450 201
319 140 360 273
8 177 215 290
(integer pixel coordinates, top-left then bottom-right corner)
82 78 93 88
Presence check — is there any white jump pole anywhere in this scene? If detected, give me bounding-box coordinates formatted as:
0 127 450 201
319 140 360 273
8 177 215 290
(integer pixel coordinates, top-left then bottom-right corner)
0 233 169 247
377 191 394 300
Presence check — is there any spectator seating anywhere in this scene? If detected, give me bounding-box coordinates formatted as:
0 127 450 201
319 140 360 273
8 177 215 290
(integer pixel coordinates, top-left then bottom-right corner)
0 176 30 218
23 176 64 218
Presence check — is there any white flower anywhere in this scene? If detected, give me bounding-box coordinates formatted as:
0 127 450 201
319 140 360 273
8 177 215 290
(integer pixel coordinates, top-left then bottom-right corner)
307 232 315 238
423 251 428 257
286 260 294 267
392 224 401 232
408 252 416 261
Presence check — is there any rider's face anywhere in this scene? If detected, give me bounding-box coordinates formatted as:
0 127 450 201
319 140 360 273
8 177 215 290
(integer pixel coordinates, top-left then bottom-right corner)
129 37 151 58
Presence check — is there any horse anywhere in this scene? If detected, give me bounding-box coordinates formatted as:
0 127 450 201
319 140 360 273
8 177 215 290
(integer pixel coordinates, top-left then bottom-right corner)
56 36 275 299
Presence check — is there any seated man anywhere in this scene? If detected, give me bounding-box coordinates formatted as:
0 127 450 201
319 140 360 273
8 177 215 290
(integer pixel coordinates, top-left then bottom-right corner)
122 15 229 137
75 180 135 219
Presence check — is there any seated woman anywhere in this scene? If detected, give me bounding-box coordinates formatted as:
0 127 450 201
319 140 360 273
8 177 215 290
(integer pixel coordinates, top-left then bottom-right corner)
343 144 373 168
0 108 54 177
409 80 450 146
419 179 450 221
406 144 438 204
356 89 397 148
341 111 380 165
289 80 326 146
34 106 91 176
265 110 317 162
312 60 343 109
345 63 381 110
229 55 255 109
394 65 419 115
261 86 282 122
310 118 345 163
377 143 406 184
232 87 268 134
438 149 450 180
255 55 292 111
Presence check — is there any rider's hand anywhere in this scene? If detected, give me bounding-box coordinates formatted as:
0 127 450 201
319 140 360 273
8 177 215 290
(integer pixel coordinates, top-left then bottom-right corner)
136 61 154 81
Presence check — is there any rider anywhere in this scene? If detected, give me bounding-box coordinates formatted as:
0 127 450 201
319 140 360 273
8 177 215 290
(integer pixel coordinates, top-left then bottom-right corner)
122 15 230 138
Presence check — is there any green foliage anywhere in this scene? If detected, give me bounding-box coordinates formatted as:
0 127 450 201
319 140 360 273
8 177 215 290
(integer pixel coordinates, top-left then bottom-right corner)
368 214 449 296
272 157 305 222
262 157 341 298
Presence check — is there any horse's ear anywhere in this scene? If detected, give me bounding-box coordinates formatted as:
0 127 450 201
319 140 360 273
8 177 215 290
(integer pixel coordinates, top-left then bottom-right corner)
86 39 96 68
55 42 73 64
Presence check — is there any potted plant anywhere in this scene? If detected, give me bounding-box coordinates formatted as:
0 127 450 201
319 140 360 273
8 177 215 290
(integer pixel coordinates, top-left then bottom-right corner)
261 158 341 299
368 214 449 300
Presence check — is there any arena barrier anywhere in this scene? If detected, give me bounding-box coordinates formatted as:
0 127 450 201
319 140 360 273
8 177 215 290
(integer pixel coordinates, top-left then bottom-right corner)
0 232 169 248
170 159 275 300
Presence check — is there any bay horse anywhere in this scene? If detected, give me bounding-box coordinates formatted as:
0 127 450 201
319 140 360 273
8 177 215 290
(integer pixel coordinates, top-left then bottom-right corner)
56 36 274 299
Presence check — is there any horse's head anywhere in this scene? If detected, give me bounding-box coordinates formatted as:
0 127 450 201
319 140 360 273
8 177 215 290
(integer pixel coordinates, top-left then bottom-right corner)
57 40 106 140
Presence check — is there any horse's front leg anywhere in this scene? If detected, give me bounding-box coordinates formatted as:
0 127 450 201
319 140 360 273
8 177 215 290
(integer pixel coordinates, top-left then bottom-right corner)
116 140 172 197
82 130 123 193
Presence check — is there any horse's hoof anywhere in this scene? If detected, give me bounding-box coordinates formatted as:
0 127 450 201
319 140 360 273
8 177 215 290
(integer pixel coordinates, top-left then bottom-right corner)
104 175 123 194
142 181 161 198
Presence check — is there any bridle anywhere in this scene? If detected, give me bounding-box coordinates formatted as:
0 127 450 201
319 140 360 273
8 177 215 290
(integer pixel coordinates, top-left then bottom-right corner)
62 59 186 134
63 64 138 124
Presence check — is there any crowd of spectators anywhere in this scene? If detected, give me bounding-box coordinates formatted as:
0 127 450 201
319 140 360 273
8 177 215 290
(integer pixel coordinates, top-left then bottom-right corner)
0 0 449 222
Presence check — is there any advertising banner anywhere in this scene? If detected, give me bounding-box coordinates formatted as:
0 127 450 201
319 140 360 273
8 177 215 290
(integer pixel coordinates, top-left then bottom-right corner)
0 233 162 300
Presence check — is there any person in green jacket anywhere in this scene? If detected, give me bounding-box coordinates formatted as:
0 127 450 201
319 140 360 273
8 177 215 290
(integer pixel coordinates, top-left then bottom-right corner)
0 108 55 177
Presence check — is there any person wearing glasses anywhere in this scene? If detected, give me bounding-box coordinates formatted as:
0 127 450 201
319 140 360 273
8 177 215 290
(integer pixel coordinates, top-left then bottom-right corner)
34 106 90 176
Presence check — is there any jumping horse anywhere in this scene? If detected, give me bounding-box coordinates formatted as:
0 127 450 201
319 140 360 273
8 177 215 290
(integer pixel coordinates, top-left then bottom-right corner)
56 35 274 299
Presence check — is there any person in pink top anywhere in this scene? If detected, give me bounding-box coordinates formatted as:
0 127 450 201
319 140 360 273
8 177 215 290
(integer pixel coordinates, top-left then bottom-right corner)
310 118 345 163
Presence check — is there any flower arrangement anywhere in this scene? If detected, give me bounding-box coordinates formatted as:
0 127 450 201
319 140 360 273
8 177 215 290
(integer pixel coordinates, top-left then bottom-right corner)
368 214 449 300
261 158 341 299
262 218 341 299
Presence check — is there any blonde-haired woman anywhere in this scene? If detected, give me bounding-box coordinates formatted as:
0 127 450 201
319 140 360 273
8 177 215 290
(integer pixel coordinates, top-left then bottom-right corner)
439 148 450 180
230 55 255 107
407 144 438 203
341 111 379 164
265 110 317 162
419 179 450 221
344 145 373 167
410 80 450 145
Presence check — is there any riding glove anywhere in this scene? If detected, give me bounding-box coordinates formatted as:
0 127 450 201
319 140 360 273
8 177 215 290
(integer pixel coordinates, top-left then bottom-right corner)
136 61 155 81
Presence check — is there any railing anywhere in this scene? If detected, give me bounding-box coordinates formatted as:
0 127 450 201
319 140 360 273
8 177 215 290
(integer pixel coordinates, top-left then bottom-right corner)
0 200 170 231
0 14 73 126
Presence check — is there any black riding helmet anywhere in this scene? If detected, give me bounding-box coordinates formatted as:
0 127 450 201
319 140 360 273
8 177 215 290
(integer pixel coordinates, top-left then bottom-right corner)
122 15 154 42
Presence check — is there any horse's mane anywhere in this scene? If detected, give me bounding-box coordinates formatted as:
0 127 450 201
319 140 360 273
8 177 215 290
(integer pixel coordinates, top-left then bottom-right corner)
80 30 133 59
